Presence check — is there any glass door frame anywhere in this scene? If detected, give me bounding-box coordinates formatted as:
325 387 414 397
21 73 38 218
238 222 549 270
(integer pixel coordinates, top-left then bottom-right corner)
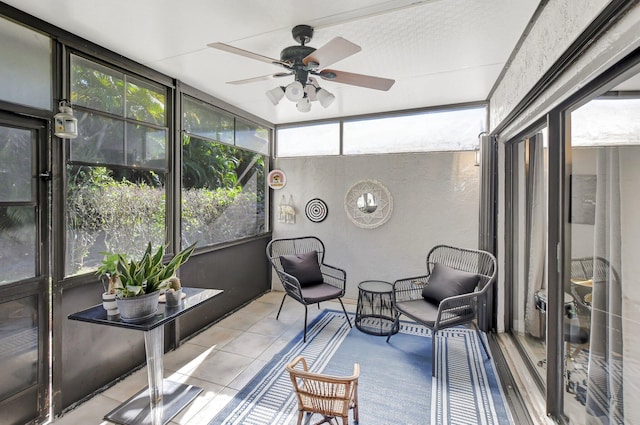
0 111 51 424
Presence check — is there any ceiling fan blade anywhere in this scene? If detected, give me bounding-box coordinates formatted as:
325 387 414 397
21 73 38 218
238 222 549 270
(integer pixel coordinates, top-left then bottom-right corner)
320 69 395 91
207 42 287 66
303 37 361 68
227 72 292 85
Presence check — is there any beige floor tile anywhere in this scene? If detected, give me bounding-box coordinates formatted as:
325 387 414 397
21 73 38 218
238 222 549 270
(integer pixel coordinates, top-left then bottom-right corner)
163 371 225 424
245 315 295 337
184 325 242 350
180 387 239 425
219 331 277 358
53 394 120 424
188 350 254 387
101 368 149 403
163 343 215 375
227 357 268 390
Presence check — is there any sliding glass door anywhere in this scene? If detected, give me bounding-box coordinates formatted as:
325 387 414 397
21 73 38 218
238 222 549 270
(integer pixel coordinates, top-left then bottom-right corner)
563 77 640 424
506 63 640 424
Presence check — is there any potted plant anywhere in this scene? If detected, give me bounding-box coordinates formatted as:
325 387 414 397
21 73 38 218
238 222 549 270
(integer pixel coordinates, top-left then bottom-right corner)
97 242 196 323
164 276 183 307
97 252 121 317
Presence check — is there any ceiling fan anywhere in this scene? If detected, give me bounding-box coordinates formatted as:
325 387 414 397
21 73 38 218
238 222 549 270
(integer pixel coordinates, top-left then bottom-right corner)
207 25 395 112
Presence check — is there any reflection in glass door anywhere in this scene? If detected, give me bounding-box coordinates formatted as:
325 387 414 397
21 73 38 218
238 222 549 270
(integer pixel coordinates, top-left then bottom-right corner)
510 128 549 385
565 91 640 423
0 116 49 425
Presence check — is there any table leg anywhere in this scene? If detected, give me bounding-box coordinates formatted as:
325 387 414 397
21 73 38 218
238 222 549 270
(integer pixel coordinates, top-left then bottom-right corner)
144 326 164 425
104 323 203 425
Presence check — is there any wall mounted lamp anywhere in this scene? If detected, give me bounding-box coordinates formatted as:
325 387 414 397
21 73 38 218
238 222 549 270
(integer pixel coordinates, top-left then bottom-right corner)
476 131 488 166
54 100 78 139
266 77 334 112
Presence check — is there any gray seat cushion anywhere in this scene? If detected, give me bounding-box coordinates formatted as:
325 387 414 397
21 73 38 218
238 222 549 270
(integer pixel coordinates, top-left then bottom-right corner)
395 299 440 327
301 283 343 303
421 263 479 304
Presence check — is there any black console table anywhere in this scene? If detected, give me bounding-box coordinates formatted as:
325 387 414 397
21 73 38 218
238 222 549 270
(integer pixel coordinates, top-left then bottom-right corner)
68 287 223 425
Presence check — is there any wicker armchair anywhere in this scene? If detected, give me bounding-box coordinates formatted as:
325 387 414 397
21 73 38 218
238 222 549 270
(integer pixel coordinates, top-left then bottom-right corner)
266 236 352 342
387 245 497 377
286 356 359 425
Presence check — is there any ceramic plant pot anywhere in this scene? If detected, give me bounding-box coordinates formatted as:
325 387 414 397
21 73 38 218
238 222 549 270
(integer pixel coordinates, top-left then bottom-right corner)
102 292 119 317
165 288 183 307
116 291 160 323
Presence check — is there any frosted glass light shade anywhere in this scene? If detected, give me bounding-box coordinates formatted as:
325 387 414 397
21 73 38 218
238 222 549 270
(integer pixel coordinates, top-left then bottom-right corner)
296 97 311 112
266 86 285 105
285 81 304 101
316 88 335 108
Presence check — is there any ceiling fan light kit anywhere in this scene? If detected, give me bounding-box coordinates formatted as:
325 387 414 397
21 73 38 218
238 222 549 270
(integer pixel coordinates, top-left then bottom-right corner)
209 24 395 113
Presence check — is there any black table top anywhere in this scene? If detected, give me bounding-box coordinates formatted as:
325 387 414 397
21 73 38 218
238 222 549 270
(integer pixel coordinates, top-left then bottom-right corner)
68 287 223 332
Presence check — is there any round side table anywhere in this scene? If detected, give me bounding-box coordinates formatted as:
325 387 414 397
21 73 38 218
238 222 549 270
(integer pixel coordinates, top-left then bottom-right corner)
355 280 399 336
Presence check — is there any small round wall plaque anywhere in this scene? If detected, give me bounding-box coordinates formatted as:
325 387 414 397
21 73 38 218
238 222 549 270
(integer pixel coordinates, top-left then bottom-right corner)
268 170 286 189
305 198 329 223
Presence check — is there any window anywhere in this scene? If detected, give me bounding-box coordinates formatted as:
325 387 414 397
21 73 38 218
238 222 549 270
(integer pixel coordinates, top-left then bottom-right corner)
182 97 267 247
0 17 51 110
277 123 340 157
275 105 486 157
343 106 486 154
65 55 169 276
70 55 168 168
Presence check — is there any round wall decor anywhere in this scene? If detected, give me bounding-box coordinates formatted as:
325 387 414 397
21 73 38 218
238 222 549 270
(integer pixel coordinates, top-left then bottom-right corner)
344 179 393 229
305 198 329 223
267 169 286 189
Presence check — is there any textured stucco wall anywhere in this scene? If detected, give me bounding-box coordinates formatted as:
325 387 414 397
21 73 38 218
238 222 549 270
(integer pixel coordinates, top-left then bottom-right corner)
490 0 610 131
271 151 479 300
491 1 640 138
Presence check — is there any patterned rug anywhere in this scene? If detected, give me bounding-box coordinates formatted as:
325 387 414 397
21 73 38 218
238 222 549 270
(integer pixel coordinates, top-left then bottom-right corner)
208 310 513 425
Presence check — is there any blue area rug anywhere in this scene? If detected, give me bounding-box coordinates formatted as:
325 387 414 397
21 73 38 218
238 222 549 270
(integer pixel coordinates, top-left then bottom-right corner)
209 310 513 425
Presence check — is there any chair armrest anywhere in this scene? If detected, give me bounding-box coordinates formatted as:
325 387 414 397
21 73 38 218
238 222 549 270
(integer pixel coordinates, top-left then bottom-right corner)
391 275 430 303
320 263 347 290
276 270 305 300
436 291 479 327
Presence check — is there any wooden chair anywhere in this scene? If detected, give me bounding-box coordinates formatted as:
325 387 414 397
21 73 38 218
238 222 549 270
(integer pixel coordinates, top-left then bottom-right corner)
286 356 359 425
387 245 497 377
266 236 351 342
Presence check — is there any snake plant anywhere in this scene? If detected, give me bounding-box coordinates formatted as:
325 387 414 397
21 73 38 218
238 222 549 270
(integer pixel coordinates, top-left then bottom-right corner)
99 242 196 298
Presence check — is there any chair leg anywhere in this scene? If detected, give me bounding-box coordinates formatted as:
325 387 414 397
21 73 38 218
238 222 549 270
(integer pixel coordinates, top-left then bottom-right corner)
276 293 288 320
472 322 491 359
338 298 352 328
432 331 437 377
386 316 400 343
303 305 308 343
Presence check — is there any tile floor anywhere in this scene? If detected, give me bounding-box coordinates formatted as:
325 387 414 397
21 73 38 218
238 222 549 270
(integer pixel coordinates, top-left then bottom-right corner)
51 291 358 425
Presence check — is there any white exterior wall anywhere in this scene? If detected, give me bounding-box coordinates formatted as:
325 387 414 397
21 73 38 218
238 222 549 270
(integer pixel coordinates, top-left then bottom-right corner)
271 151 479 301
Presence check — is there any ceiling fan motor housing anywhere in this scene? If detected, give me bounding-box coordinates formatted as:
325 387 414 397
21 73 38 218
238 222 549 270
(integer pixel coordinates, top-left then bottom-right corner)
291 24 314 45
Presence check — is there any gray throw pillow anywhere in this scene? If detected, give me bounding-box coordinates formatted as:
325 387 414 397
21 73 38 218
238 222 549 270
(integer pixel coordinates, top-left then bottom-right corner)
422 263 480 305
280 251 324 287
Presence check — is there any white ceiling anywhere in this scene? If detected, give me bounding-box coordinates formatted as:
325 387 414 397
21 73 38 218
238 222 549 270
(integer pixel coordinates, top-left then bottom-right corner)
5 0 540 125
